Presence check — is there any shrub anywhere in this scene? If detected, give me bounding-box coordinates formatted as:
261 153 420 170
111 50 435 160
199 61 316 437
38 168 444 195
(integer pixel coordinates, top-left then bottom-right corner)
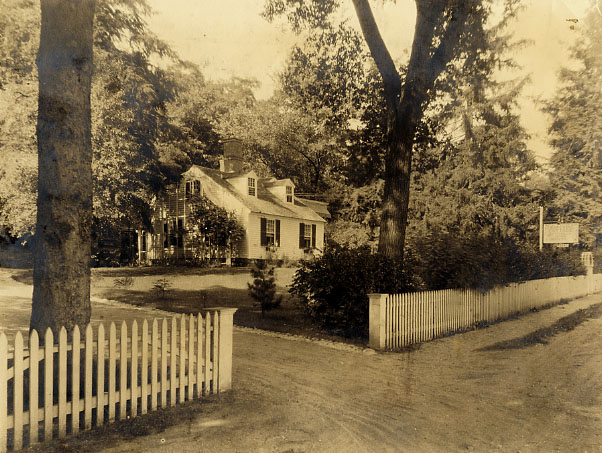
248 261 282 316
152 278 172 299
290 245 418 337
113 276 133 289
409 229 585 291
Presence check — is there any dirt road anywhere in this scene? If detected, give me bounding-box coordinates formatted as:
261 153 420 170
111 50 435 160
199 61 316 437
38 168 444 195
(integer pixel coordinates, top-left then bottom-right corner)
1 270 601 452
99 294 602 453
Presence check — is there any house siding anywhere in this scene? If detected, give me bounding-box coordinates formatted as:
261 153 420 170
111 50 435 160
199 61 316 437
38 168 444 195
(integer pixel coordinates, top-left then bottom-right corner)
247 213 325 260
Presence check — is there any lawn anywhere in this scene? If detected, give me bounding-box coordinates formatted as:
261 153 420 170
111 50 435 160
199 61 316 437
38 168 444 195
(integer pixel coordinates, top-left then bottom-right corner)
91 267 364 345
3 265 364 345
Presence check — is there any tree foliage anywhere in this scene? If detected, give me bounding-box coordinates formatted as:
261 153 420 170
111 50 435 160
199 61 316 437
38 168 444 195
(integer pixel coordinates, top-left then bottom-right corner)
248 261 283 316
186 195 245 260
264 0 524 261
545 10 602 247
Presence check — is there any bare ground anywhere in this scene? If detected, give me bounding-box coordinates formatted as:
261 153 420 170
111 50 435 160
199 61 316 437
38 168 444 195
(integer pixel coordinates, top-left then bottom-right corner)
1 270 601 452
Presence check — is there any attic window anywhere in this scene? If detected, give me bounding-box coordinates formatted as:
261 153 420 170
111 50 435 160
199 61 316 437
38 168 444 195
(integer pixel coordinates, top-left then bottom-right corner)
186 180 201 196
248 177 256 196
286 186 293 203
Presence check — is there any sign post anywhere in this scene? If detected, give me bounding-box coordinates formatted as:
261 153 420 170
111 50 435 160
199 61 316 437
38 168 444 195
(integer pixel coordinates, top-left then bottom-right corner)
539 206 544 251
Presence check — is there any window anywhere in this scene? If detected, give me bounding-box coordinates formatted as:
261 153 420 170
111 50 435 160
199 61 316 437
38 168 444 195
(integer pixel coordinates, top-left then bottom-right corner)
266 219 275 245
260 217 280 247
186 180 201 196
170 220 177 246
248 177 256 196
286 186 293 203
177 218 183 248
299 223 316 249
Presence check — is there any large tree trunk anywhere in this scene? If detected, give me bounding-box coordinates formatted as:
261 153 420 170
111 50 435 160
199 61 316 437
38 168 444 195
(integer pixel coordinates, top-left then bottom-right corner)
352 0 468 260
31 0 96 336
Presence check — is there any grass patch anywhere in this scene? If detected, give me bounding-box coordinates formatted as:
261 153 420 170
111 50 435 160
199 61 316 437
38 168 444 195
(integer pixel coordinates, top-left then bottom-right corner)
92 266 250 278
97 286 365 346
23 394 228 452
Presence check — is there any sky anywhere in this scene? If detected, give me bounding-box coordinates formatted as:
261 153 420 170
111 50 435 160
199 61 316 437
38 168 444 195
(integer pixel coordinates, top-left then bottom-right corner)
146 0 594 162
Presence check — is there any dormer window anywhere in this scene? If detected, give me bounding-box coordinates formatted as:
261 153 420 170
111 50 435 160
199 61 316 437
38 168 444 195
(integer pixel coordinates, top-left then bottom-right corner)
186 180 201 196
248 177 256 196
286 186 293 203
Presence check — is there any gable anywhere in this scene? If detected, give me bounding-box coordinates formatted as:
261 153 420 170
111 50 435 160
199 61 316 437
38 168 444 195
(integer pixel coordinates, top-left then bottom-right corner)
183 165 325 223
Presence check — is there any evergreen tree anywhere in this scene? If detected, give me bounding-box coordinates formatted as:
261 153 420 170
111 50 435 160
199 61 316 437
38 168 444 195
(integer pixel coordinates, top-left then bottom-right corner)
545 10 602 247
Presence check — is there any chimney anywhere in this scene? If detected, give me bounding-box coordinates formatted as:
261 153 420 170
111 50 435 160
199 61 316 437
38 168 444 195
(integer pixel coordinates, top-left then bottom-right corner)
220 138 244 173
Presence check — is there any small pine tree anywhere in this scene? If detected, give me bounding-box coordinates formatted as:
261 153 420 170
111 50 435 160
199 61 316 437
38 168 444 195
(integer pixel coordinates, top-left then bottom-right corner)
248 261 282 316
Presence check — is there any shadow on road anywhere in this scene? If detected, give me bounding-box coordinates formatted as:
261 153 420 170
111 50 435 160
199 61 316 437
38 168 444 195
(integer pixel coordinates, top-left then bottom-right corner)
479 302 602 351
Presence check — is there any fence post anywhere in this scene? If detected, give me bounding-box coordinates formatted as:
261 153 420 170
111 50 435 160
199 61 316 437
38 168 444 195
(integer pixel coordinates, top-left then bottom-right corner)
581 252 594 295
206 308 237 392
368 293 388 350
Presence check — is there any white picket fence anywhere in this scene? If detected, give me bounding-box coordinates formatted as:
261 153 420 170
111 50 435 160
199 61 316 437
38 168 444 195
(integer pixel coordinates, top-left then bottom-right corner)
0 308 236 452
369 274 602 350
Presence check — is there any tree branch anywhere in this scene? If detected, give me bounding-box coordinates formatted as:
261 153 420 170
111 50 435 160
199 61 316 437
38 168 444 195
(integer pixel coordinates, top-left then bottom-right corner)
427 1 470 86
351 0 402 112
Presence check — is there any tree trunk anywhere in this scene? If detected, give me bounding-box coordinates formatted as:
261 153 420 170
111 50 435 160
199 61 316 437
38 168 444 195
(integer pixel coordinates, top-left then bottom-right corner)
31 0 96 337
353 0 468 261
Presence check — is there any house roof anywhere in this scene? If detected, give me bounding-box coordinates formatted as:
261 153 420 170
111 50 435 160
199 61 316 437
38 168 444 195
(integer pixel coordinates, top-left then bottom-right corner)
264 178 294 188
183 166 326 223
296 198 331 220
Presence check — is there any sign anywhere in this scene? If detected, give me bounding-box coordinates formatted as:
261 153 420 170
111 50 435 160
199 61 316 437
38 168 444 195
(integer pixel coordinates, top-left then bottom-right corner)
543 223 579 244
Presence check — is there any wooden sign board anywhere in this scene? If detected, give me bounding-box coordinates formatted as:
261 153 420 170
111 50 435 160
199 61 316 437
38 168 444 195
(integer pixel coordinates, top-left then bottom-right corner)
543 223 579 244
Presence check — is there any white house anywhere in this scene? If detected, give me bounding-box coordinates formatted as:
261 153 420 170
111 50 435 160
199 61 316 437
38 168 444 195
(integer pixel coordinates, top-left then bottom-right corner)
137 139 328 263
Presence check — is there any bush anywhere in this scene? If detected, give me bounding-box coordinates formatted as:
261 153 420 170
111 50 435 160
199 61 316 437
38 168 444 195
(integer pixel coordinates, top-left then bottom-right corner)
153 278 172 299
113 276 134 289
290 245 418 337
248 261 282 316
409 229 585 291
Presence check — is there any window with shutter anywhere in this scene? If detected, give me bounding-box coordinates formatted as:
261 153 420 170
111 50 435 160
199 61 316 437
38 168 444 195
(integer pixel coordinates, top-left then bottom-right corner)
261 217 279 247
300 223 312 248
311 224 316 248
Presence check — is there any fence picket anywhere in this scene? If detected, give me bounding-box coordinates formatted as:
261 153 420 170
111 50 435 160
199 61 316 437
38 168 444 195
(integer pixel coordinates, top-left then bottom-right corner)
188 314 195 400
96 324 105 426
108 323 117 422
0 333 7 453
43 328 53 441
213 312 219 392
204 313 211 395
131 321 138 418
170 318 177 406
179 316 186 402
13 332 23 449
151 319 158 410
29 330 39 446
140 320 148 415
71 326 81 435
196 313 203 397
58 327 67 437
161 319 168 408
120 322 128 420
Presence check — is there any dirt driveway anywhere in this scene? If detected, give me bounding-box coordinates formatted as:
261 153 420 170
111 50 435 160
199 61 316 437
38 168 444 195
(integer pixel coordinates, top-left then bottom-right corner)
1 270 602 452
